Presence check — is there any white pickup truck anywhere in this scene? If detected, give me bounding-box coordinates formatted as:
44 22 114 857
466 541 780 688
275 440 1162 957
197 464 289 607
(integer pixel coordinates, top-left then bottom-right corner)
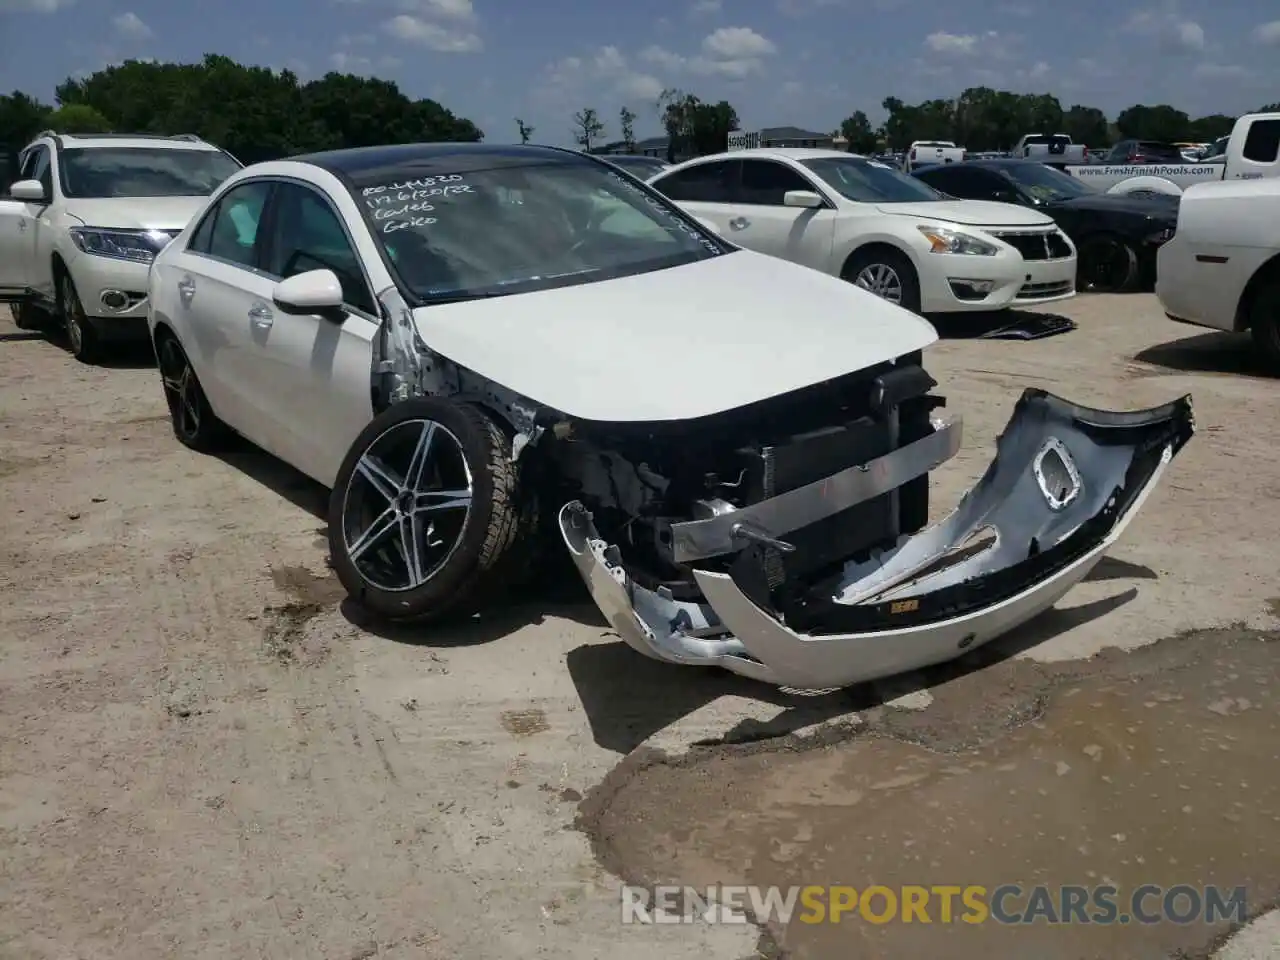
1062 112 1280 196
902 141 965 173
1015 133 1087 167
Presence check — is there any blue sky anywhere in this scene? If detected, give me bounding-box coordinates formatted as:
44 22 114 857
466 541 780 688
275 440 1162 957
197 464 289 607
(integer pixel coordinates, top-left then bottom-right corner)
1 0 1277 146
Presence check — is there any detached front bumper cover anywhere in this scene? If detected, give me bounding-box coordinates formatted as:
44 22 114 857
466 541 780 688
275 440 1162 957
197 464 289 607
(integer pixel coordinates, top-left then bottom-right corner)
559 389 1194 690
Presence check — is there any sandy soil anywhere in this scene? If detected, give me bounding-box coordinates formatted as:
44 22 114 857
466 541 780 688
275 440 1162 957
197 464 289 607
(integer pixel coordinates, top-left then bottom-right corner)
1 294 1276 960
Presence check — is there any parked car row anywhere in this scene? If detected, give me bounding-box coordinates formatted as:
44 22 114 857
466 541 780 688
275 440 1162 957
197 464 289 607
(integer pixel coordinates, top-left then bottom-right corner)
0 134 1196 691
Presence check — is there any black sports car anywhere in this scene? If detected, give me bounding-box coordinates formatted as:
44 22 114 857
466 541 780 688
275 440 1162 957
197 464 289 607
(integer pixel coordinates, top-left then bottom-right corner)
912 159 1179 292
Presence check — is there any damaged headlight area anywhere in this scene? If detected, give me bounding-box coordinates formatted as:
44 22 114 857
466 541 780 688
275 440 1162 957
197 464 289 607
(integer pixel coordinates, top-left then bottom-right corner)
558 388 1193 691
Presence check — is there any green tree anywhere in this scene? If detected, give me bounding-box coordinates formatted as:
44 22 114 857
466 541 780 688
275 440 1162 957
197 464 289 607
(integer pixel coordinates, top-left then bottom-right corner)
838 110 877 153
619 106 637 151
657 89 738 158
44 103 113 133
0 91 52 182
1061 105 1110 147
572 107 605 151
1187 114 1235 140
515 117 534 144
1115 104 1191 142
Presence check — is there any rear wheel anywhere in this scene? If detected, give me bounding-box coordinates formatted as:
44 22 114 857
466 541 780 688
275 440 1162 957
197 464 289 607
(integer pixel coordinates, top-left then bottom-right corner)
1248 276 1280 373
156 333 230 451
1077 234 1139 293
9 302 46 331
842 247 922 313
327 397 529 623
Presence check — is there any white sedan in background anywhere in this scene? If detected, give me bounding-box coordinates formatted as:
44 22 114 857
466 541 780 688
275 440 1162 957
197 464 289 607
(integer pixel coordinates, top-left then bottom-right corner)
144 142 1191 692
647 148 1078 314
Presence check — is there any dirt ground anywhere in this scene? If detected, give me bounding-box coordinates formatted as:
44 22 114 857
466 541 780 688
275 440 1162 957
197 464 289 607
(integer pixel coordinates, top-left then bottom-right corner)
1 295 1277 960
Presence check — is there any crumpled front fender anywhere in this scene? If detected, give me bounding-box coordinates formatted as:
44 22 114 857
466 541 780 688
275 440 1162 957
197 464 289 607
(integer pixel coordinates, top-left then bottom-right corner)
558 389 1194 691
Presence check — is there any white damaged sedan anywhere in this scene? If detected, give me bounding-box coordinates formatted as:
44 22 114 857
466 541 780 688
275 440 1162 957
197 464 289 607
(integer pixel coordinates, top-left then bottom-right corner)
147 143 1194 691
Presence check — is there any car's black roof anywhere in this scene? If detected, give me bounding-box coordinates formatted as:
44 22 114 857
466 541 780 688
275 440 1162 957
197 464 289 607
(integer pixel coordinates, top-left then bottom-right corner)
914 158 1035 174
293 142 587 180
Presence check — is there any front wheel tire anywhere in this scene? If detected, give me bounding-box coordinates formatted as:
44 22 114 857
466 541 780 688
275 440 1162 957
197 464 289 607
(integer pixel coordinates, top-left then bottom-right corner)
327 397 528 623
842 248 922 313
1078 234 1140 293
58 272 102 364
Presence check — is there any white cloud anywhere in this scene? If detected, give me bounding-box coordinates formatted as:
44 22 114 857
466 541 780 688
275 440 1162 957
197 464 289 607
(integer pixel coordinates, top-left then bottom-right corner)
639 45 686 71
922 30 1012 58
410 0 476 22
112 11 153 39
924 31 979 55
1254 20 1280 45
538 45 665 112
383 13 481 52
692 25 776 77
1123 6 1204 52
0 0 73 10
1193 62 1247 79
329 50 402 72
689 0 720 15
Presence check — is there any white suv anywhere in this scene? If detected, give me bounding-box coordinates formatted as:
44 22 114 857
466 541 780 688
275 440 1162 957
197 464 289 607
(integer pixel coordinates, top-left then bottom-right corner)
0 131 242 363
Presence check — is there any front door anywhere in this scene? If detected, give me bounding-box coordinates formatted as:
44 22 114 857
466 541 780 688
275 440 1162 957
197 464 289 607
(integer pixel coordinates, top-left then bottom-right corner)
648 159 741 235
0 146 52 300
729 159 837 273
251 181 378 487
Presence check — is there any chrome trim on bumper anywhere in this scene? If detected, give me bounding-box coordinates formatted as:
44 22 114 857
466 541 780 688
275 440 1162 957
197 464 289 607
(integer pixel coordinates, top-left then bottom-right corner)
668 416 962 563
559 390 1194 691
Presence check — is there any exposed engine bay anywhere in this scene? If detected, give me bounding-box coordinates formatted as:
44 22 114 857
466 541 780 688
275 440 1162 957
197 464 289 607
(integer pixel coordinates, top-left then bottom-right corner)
369 285 1195 691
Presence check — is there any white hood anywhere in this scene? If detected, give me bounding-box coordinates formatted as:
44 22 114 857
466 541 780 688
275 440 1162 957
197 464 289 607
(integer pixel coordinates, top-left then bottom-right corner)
65 196 207 232
878 200 1054 227
411 250 938 423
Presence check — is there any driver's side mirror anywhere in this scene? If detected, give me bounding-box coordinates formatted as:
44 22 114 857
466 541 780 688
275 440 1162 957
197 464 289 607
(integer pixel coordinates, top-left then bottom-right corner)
9 179 47 203
272 269 345 321
783 189 824 208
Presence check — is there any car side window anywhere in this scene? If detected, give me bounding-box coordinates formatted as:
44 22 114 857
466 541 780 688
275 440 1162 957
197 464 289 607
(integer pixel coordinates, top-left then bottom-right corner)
916 166 963 195
266 183 375 315
187 199 221 254
738 159 816 206
1242 119 1280 164
948 168 1011 201
1107 141 1131 162
199 180 272 269
20 146 52 198
650 160 737 203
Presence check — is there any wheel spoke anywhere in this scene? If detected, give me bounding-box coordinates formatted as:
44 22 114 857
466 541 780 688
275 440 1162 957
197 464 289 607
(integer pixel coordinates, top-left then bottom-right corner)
404 422 437 491
356 454 402 502
347 506 397 561
399 514 427 585
413 488 471 513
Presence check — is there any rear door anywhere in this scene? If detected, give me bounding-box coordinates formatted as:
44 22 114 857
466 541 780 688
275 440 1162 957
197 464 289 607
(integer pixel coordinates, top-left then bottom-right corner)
1226 117 1280 180
162 179 277 446
729 158 837 272
648 159 741 234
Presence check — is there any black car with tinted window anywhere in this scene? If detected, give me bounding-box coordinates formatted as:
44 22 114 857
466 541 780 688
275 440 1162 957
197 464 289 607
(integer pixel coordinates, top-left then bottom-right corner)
912 159 1178 292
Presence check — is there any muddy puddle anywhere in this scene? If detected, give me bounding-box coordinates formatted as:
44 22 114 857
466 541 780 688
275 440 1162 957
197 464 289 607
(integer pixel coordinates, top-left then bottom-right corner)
580 627 1280 959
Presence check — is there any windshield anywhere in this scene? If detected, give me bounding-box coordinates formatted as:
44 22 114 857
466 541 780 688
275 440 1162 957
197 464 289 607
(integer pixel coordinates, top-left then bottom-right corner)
1001 162 1092 201
353 155 726 303
800 156 942 203
59 147 242 198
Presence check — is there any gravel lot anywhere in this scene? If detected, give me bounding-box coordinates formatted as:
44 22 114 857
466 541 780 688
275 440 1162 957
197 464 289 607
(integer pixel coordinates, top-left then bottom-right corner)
1 294 1276 960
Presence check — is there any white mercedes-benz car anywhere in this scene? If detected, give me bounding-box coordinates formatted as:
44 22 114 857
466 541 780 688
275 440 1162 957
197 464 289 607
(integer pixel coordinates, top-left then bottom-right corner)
646 148 1078 313
146 142 1192 691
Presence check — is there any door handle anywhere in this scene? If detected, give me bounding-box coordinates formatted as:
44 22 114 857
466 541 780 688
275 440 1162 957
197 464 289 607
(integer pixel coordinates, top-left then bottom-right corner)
177 276 195 305
248 303 273 328
728 216 750 230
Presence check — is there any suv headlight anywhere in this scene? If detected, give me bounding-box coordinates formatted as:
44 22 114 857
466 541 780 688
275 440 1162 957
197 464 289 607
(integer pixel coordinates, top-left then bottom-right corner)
917 225 998 256
69 227 174 264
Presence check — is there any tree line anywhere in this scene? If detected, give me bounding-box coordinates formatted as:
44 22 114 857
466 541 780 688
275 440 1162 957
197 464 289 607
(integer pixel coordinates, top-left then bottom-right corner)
559 88 1280 159
1 54 482 180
